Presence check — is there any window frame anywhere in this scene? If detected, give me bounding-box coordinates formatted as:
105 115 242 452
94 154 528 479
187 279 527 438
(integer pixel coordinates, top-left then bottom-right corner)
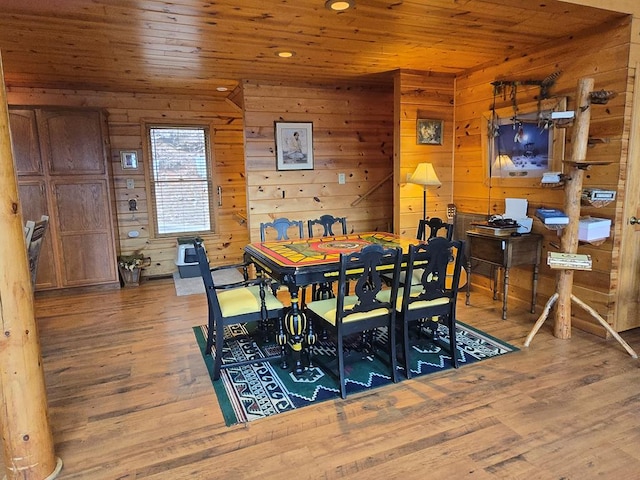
145 122 217 238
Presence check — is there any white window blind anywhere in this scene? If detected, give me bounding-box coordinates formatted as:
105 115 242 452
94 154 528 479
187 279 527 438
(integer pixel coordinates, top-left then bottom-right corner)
149 126 213 235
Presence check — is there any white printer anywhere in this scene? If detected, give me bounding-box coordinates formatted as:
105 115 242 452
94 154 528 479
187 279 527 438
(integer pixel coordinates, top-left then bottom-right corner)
503 198 533 234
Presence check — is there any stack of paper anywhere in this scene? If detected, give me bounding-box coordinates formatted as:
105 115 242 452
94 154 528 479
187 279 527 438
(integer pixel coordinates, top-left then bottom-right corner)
578 217 611 242
547 252 592 270
536 208 570 225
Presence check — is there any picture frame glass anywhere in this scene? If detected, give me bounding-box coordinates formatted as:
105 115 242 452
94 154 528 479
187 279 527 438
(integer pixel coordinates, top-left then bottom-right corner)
275 122 314 171
490 119 552 178
416 119 443 145
483 98 567 185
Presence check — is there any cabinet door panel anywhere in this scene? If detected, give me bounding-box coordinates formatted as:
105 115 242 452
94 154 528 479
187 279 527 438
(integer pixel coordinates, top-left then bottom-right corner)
18 182 57 289
53 180 117 286
9 109 42 175
38 110 106 175
61 233 117 285
54 182 109 231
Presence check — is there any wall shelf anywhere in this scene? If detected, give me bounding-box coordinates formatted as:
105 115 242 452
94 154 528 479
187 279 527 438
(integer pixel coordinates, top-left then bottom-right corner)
579 238 607 246
581 198 613 208
562 160 613 169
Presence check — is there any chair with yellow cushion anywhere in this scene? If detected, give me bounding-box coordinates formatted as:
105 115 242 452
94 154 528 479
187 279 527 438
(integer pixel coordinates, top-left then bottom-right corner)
382 217 453 288
195 241 287 381
398 237 465 377
304 244 402 398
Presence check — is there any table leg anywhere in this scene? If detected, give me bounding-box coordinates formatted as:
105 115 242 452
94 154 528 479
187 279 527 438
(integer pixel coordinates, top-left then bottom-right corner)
465 258 471 305
285 286 308 375
531 263 539 313
492 266 498 301
502 267 509 320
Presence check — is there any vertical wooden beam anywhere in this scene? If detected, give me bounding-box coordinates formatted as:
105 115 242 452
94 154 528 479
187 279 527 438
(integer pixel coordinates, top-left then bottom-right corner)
0 54 61 478
554 77 594 339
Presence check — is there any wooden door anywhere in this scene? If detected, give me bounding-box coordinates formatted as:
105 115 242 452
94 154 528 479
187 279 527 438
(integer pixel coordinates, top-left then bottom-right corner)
51 180 117 286
8 109 42 175
37 109 117 288
615 65 640 332
37 110 106 175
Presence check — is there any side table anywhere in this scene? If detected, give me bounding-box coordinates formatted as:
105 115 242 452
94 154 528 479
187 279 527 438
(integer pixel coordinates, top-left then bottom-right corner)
465 230 542 320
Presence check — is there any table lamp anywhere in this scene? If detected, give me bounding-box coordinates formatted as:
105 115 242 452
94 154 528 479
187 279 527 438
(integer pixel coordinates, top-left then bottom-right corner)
409 162 441 219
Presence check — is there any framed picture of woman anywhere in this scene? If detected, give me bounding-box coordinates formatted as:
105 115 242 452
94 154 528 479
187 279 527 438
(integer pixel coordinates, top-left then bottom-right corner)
275 122 314 170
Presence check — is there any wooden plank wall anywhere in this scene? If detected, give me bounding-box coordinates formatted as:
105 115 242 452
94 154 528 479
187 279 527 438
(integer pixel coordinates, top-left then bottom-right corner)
394 70 455 238
454 17 632 336
242 81 394 240
6 88 247 278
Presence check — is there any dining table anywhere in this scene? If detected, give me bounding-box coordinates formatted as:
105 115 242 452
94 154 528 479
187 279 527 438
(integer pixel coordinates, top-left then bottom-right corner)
244 231 420 375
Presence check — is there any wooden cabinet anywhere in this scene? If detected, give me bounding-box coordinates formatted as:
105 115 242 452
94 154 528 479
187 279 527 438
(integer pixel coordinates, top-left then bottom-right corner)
9 108 118 290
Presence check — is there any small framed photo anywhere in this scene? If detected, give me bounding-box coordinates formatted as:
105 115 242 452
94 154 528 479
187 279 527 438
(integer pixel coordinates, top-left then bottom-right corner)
275 122 314 171
120 150 138 169
416 119 443 145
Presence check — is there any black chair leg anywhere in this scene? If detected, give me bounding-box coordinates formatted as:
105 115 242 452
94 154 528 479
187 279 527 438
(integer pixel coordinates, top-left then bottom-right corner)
306 319 316 368
337 334 347 399
205 312 215 355
403 321 412 379
213 323 225 381
275 314 289 370
448 316 458 368
388 321 398 383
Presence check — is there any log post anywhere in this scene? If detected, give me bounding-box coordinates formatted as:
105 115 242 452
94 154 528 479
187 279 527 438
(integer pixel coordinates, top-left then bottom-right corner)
0 54 61 478
554 77 594 339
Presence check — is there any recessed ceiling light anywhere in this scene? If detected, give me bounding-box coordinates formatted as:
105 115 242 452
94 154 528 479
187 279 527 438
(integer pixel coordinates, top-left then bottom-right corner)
216 87 228 92
325 0 354 11
276 51 295 58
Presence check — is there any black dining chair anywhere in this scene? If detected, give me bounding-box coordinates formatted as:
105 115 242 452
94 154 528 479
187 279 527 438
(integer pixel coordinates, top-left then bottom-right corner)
304 244 402 398
417 217 453 242
260 217 305 242
397 237 465 378
307 214 348 238
259 217 307 301
383 217 455 288
307 214 349 301
195 241 287 381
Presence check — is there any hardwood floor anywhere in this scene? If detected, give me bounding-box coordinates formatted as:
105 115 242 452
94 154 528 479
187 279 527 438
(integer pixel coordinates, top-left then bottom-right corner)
3 279 640 479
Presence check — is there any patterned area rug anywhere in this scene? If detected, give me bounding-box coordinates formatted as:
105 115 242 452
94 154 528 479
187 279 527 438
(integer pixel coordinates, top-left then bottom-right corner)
193 322 517 426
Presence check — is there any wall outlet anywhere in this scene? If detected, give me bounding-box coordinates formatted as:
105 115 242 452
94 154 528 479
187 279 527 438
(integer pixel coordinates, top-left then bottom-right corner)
126 179 135 189
338 173 346 184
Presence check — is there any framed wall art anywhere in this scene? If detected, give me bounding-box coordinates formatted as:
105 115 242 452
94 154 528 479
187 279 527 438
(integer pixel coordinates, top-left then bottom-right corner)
416 119 443 145
275 122 314 171
120 150 139 170
482 98 567 185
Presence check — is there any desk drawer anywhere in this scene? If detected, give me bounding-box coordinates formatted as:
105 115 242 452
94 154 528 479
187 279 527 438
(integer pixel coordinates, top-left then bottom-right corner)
507 240 540 266
469 237 504 265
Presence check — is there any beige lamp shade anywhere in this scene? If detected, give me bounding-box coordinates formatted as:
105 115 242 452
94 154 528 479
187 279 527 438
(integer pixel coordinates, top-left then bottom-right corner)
409 162 442 187
409 163 441 220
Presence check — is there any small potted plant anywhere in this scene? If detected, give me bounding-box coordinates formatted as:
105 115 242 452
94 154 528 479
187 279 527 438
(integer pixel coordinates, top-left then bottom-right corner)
117 253 148 287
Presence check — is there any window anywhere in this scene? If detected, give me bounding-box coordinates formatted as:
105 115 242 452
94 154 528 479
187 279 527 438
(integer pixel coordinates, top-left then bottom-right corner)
148 126 214 235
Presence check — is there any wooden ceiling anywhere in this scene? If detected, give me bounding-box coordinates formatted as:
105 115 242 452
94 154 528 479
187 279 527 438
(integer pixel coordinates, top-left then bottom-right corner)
0 0 627 97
